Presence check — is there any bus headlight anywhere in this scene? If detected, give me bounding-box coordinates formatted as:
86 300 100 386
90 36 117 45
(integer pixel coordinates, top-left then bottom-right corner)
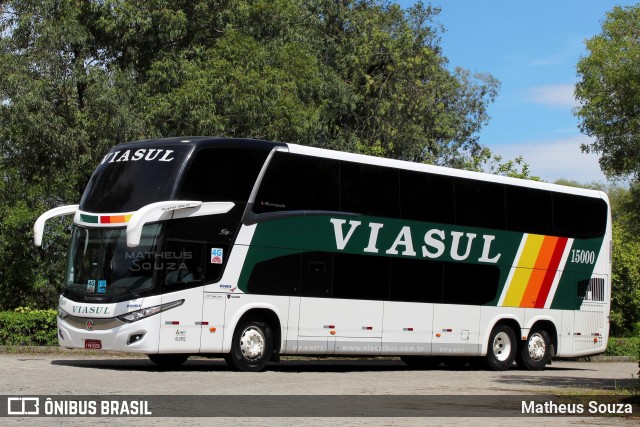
58 306 70 319
117 299 184 323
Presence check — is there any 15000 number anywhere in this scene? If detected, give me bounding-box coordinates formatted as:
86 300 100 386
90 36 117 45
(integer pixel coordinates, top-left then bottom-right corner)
570 249 596 264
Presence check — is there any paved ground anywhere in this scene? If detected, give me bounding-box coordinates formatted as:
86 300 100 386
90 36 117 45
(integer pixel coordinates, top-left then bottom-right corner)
0 353 637 426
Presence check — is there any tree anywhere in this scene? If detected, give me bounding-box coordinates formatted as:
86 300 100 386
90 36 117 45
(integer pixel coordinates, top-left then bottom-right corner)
575 5 640 183
0 0 500 309
574 5 640 336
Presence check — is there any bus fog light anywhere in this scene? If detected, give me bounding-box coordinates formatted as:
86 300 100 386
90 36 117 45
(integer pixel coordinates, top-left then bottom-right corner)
127 333 146 345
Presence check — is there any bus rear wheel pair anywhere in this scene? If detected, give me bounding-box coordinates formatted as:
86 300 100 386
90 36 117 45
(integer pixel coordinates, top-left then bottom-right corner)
485 325 551 371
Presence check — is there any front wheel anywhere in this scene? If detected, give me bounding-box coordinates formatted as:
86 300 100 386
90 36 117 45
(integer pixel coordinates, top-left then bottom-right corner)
485 325 516 371
516 329 551 371
225 320 273 372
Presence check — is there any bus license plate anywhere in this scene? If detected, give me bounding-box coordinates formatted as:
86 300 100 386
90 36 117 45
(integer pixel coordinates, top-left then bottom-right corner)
84 339 102 349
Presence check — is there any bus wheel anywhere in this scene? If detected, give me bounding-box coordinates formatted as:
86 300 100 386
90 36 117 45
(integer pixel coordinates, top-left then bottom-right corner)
148 354 189 368
516 329 550 371
225 320 273 372
485 325 516 371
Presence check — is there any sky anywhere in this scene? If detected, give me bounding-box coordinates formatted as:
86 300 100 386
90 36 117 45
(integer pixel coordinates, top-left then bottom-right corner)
396 0 638 184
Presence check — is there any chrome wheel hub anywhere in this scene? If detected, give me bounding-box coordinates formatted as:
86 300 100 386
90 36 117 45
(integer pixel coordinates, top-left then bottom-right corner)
240 327 265 360
492 331 512 362
527 333 546 361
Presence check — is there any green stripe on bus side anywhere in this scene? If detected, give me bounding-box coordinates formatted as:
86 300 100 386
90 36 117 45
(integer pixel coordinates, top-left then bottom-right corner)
238 215 604 310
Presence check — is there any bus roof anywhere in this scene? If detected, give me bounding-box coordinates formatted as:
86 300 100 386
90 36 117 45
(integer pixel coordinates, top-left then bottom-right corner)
110 137 608 203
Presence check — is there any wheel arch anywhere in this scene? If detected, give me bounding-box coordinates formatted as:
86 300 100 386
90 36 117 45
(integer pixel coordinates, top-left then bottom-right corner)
480 316 522 356
224 304 283 359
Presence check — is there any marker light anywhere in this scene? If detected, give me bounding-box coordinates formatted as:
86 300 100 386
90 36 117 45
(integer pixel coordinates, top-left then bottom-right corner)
117 299 184 323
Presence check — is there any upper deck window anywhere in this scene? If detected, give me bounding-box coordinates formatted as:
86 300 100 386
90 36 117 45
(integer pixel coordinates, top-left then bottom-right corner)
178 148 269 203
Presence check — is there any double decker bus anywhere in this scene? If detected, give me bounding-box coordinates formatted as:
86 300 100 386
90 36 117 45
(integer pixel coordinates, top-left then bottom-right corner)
34 137 612 372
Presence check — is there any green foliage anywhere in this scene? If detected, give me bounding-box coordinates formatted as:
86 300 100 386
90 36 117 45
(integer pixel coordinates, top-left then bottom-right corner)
604 336 640 358
0 0 501 310
0 307 58 346
575 5 640 183
611 216 640 336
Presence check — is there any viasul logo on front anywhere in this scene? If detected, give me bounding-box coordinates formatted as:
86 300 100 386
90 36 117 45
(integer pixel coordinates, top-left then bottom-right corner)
72 306 110 315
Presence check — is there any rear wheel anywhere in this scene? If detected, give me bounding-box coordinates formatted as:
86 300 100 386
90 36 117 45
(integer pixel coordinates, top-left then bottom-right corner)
148 354 189 368
485 325 516 371
516 329 551 371
225 320 273 372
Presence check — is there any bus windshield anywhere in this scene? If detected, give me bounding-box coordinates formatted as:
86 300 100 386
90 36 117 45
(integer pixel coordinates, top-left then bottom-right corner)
79 144 193 213
65 224 163 303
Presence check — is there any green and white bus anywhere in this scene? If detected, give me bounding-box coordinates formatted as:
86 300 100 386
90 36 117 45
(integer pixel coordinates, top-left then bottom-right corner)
34 137 612 372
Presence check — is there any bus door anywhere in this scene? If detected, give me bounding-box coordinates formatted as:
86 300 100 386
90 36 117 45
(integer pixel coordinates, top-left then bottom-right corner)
158 240 205 353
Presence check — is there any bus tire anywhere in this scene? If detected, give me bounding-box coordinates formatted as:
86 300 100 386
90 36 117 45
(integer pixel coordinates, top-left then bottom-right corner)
148 354 189 368
485 325 516 371
516 329 550 371
225 320 273 372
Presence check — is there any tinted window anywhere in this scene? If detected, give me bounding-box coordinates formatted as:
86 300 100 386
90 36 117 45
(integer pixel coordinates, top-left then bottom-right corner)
80 145 192 212
333 253 389 300
340 162 399 217
163 216 236 284
400 171 455 224
247 253 301 296
442 263 499 305
254 153 339 213
178 148 269 202
506 186 553 235
455 178 506 230
163 241 204 288
301 252 334 298
389 258 443 303
553 193 607 238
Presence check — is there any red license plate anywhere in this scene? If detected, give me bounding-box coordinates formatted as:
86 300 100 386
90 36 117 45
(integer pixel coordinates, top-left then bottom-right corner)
84 339 102 349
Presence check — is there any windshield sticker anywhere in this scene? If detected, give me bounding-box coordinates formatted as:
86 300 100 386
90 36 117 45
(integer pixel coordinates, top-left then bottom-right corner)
97 280 107 294
87 280 96 293
211 248 223 264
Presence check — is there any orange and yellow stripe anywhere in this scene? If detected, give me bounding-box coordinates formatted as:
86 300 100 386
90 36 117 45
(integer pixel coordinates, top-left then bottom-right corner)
501 234 571 308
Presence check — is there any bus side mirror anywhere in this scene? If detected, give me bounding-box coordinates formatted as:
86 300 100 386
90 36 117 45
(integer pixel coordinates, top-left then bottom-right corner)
126 201 235 247
33 205 79 246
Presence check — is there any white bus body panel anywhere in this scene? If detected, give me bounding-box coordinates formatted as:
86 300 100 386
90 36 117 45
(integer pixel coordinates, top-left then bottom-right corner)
159 287 204 353
381 301 433 355
296 298 383 355
200 293 227 353
432 304 481 356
